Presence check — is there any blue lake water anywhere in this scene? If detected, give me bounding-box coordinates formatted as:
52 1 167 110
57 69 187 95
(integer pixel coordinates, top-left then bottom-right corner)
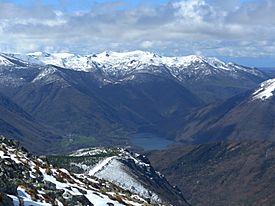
130 133 175 151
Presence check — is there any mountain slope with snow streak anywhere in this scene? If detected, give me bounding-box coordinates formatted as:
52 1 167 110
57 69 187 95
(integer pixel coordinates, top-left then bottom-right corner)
48 147 190 206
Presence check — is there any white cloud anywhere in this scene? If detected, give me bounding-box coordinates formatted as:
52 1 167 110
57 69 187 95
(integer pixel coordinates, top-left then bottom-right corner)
140 41 154 48
0 0 274 62
173 0 211 22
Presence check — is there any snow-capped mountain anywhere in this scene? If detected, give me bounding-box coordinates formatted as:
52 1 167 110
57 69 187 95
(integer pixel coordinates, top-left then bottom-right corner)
90 51 266 82
6 50 265 80
1 50 268 102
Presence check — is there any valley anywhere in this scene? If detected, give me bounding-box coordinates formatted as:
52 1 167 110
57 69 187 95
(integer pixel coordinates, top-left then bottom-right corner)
0 51 275 206
147 140 275 206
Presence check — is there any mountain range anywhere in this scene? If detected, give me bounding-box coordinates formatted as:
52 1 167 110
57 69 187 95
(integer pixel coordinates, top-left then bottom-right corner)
1 51 267 102
0 51 270 152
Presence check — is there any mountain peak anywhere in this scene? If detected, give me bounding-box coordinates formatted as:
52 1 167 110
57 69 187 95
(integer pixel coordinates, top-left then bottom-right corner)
181 54 205 61
95 50 161 64
252 78 275 101
27 51 51 57
97 50 159 57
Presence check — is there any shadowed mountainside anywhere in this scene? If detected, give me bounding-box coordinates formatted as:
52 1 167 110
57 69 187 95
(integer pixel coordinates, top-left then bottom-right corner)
147 140 275 206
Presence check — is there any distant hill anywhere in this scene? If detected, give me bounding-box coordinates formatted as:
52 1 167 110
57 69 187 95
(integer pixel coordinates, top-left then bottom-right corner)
258 67 275 78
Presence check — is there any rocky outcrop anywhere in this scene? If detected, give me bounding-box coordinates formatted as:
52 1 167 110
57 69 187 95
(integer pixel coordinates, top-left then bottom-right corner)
0 136 153 206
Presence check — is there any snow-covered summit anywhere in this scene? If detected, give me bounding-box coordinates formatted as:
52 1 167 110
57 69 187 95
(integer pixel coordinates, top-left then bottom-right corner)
26 52 94 71
1 51 265 84
4 50 248 72
10 52 96 71
252 78 275 100
92 51 230 70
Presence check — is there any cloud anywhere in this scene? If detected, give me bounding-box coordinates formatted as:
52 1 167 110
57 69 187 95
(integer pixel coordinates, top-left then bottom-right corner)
140 41 154 48
0 0 274 62
173 0 217 22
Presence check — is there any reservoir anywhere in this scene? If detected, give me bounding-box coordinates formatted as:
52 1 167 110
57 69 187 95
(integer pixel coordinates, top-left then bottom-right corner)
130 133 175 151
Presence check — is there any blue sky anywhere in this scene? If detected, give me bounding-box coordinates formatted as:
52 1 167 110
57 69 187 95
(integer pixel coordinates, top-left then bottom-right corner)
0 0 275 67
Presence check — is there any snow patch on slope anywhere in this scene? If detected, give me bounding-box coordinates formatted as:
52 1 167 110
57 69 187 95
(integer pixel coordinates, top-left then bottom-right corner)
0 55 15 66
252 78 275 100
9 187 52 206
32 66 69 87
32 66 58 82
95 158 161 202
73 148 162 204
70 147 109 156
88 156 115 176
